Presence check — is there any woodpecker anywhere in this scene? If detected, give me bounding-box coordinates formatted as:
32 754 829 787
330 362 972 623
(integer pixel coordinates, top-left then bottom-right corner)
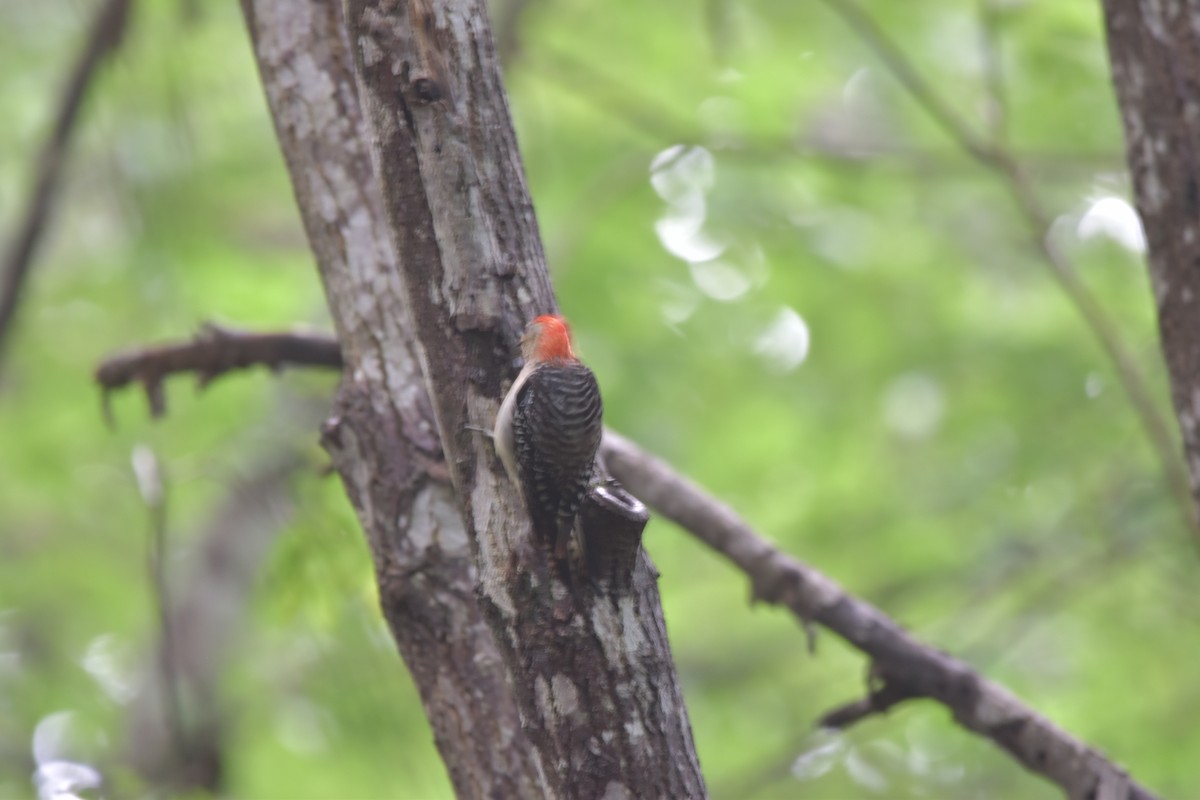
494 314 604 561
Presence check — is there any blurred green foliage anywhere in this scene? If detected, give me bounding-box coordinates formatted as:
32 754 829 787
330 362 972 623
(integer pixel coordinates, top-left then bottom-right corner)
1 0 1194 797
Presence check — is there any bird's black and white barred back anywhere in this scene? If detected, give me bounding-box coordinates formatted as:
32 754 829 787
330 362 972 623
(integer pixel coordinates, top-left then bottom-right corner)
511 360 603 557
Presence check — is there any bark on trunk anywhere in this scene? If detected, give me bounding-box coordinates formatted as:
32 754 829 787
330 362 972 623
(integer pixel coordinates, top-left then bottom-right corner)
342 0 706 796
242 0 706 797
1102 1 1200 526
240 2 543 797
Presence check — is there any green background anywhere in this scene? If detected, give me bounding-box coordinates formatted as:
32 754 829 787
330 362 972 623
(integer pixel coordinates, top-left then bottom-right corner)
1 1 1193 797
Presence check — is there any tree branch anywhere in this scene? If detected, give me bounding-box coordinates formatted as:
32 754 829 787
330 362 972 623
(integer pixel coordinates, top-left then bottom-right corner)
0 0 131 368
601 431 1158 800
95 323 342 417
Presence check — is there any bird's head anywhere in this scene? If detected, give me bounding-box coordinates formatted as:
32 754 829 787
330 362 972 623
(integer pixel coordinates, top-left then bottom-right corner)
520 314 575 364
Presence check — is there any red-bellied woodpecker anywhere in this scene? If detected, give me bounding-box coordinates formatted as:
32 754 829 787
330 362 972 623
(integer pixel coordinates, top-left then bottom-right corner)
494 314 603 560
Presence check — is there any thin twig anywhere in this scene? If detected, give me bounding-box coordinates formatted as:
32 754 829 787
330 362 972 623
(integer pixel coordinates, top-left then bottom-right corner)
0 0 132 368
820 0 1199 545
817 681 914 730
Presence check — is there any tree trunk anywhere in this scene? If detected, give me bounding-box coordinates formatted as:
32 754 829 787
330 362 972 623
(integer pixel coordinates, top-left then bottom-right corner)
240 2 542 796
1102 1 1200 527
242 0 706 797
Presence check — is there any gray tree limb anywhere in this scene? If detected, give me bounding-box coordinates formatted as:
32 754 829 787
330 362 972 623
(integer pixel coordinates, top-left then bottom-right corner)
602 431 1157 800
95 323 341 419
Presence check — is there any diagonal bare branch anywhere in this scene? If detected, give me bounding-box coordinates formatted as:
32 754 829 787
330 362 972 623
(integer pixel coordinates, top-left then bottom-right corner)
601 431 1158 800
